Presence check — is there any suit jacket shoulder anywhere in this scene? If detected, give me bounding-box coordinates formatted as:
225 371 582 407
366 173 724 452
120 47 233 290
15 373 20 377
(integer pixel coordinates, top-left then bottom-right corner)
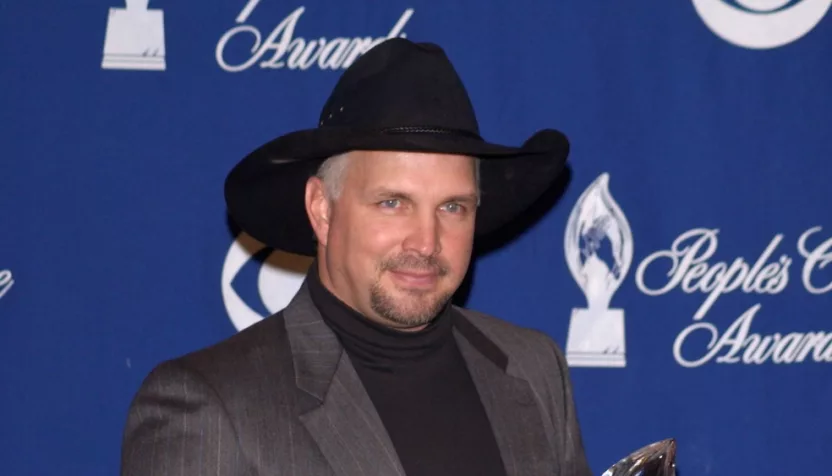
174 313 289 387
453 304 571 389
120 314 302 476
453 306 592 476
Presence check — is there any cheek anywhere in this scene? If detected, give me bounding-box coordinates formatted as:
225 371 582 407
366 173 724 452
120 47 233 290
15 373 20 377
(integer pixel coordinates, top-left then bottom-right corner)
360 221 405 255
440 222 475 269
345 216 405 268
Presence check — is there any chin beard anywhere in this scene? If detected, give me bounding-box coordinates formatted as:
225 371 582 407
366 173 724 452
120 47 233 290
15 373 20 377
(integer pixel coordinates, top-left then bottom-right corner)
369 282 453 328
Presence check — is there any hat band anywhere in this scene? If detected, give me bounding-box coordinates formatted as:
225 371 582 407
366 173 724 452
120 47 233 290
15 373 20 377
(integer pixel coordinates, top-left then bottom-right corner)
380 126 483 141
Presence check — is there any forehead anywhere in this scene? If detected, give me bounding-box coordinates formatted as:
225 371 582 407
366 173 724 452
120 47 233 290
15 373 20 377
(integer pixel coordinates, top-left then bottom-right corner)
346 150 477 187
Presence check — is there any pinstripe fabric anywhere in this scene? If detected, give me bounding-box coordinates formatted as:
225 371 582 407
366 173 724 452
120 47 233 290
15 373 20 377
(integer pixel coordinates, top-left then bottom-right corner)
120 280 591 476
454 309 593 476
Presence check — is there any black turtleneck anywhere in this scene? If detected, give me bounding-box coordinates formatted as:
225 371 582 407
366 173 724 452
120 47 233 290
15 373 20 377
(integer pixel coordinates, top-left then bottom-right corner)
306 264 508 476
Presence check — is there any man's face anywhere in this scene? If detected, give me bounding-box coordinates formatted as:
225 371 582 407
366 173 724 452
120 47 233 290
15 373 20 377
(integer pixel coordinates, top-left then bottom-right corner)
307 150 478 331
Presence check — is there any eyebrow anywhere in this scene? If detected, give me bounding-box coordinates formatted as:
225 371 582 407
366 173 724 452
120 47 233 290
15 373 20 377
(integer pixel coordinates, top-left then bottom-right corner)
444 193 479 205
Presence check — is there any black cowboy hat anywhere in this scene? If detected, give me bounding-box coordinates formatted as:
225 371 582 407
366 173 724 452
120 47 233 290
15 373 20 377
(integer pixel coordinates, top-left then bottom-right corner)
224 38 570 257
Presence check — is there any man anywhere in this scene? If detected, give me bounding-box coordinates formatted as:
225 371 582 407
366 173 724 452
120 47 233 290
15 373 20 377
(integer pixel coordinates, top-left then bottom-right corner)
121 38 592 476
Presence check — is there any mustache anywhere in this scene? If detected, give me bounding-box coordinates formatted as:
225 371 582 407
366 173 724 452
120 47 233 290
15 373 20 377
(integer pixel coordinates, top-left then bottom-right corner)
382 255 449 276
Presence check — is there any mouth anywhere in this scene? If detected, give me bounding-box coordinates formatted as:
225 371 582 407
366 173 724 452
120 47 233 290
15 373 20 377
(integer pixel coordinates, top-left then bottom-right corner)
388 269 441 288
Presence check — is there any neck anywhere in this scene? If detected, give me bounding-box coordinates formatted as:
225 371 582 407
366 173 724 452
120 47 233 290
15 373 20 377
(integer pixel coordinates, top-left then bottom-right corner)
306 261 454 371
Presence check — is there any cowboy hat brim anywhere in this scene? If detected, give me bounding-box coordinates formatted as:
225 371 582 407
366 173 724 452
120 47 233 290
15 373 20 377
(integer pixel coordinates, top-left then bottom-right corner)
224 126 569 257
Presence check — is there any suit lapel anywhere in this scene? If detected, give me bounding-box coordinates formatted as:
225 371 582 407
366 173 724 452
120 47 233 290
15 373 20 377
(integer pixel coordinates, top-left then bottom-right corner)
298 352 406 476
282 280 557 476
453 313 559 476
283 281 406 476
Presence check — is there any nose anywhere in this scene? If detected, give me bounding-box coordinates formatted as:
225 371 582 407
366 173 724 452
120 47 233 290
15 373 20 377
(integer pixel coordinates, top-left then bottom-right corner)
402 213 441 257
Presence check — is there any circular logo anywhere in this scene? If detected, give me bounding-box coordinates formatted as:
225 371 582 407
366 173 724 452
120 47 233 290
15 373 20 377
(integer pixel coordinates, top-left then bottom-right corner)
221 232 313 331
692 0 831 49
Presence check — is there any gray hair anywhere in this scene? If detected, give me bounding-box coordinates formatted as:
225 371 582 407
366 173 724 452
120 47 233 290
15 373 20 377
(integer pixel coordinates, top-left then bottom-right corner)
315 152 481 205
315 151 353 202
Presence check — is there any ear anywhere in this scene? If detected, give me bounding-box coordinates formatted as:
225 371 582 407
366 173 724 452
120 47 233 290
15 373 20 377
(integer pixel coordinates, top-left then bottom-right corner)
305 176 331 247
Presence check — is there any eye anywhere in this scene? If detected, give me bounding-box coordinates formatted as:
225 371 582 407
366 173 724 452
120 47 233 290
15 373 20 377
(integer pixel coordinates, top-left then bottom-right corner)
442 202 464 213
379 199 400 208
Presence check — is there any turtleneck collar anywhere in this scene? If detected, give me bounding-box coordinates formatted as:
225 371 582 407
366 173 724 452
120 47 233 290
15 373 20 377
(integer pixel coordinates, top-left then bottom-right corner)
306 261 456 372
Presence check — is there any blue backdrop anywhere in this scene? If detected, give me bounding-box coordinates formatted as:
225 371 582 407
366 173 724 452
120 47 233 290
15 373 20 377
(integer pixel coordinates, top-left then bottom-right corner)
2 0 831 474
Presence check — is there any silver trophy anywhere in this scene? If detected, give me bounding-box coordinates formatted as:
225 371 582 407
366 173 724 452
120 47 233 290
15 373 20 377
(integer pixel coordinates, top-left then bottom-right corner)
602 438 677 476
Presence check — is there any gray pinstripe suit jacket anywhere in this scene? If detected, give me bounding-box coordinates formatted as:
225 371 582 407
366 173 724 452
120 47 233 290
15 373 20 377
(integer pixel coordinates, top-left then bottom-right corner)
120 280 592 476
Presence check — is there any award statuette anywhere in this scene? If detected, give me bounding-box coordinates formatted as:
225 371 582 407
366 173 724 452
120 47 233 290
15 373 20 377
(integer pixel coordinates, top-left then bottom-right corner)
102 0 166 71
602 438 677 476
564 173 634 367
0 269 13 300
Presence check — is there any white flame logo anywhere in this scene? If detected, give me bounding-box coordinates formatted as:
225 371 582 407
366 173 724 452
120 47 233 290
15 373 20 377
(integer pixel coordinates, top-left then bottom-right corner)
564 173 633 310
